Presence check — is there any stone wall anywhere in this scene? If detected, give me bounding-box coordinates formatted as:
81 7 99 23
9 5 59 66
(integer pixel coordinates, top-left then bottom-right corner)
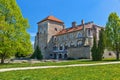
67 47 91 59
103 49 116 58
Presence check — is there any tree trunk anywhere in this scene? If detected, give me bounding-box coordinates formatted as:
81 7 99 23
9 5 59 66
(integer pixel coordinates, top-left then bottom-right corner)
116 51 119 60
1 57 5 64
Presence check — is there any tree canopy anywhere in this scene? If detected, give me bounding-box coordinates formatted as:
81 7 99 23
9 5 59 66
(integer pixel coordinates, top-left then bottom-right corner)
105 12 120 60
0 0 33 63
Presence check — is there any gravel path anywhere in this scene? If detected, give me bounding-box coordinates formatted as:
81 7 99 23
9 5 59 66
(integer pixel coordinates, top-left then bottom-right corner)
0 61 120 72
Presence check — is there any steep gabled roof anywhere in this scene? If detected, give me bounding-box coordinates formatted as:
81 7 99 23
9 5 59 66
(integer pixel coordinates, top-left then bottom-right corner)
37 15 64 24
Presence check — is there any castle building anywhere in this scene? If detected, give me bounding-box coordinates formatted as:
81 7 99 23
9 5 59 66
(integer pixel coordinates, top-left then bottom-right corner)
34 16 113 59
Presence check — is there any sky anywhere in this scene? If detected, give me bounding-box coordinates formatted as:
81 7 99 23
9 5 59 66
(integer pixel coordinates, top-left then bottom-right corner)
16 0 120 45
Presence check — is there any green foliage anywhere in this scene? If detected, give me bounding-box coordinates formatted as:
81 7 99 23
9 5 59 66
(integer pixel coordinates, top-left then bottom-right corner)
15 52 28 58
91 36 98 61
97 29 105 60
105 12 120 60
91 29 105 61
31 46 43 60
0 0 33 63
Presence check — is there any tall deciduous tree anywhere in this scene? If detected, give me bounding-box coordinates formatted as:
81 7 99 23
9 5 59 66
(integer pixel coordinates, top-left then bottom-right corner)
105 12 120 60
0 0 33 63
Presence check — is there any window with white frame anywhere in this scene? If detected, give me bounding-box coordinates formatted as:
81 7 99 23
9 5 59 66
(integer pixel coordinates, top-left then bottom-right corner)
88 28 91 36
77 40 82 47
77 32 82 38
70 42 74 47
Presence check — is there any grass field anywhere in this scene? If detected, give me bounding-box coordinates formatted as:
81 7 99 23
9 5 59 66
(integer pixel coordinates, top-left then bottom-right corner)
0 63 120 80
0 59 117 69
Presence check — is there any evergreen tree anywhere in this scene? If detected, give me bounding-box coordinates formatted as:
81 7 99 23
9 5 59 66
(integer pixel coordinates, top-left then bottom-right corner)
91 36 98 61
105 12 120 60
0 0 33 63
91 29 105 61
31 46 43 60
97 29 105 61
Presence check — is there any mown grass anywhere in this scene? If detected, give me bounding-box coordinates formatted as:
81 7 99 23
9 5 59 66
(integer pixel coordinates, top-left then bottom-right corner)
0 63 120 80
0 60 95 69
0 58 118 69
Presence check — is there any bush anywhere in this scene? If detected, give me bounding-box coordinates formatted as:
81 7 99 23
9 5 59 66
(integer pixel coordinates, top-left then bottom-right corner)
31 46 43 60
91 29 105 61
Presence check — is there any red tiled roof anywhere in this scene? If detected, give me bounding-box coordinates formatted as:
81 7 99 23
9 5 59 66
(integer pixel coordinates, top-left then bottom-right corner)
54 22 94 36
55 25 83 36
37 16 64 24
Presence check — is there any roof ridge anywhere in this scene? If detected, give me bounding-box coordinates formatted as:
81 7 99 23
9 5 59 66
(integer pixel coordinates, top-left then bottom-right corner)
37 15 64 24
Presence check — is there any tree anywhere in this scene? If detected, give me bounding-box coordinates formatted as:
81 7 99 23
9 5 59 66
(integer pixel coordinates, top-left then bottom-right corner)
31 46 43 60
0 0 33 63
91 36 98 61
97 29 105 60
91 29 105 61
105 12 120 60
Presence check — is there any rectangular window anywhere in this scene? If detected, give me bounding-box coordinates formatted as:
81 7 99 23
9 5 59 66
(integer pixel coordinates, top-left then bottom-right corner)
88 28 91 36
60 46 63 50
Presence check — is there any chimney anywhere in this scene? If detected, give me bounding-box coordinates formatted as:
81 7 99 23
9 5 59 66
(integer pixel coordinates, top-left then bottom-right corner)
81 19 86 37
81 19 85 30
72 21 77 27
81 19 84 25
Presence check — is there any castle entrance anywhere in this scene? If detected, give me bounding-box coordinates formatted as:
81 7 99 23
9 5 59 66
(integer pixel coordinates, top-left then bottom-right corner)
64 54 67 59
58 54 62 59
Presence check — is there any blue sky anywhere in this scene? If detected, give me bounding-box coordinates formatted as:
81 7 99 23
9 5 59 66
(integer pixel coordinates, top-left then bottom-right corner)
16 0 120 45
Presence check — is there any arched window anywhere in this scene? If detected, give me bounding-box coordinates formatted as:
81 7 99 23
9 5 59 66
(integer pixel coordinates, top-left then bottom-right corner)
59 54 62 59
59 44 63 50
77 32 82 38
77 40 82 47
70 42 74 47
88 28 92 36
64 54 67 59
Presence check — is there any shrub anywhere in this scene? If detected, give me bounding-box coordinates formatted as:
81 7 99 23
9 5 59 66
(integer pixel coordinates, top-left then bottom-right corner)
31 46 43 60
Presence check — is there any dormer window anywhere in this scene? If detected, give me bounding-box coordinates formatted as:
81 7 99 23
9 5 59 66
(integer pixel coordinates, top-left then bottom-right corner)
88 28 91 36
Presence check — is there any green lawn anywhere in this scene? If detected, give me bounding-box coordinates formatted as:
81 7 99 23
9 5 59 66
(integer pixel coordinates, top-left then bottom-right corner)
0 59 117 69
0 64 120 80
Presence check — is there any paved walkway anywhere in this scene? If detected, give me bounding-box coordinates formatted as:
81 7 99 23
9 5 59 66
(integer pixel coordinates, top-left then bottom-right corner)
0 61 120 72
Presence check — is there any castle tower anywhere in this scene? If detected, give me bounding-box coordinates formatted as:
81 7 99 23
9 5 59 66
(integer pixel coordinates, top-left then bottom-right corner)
34 16 64 58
